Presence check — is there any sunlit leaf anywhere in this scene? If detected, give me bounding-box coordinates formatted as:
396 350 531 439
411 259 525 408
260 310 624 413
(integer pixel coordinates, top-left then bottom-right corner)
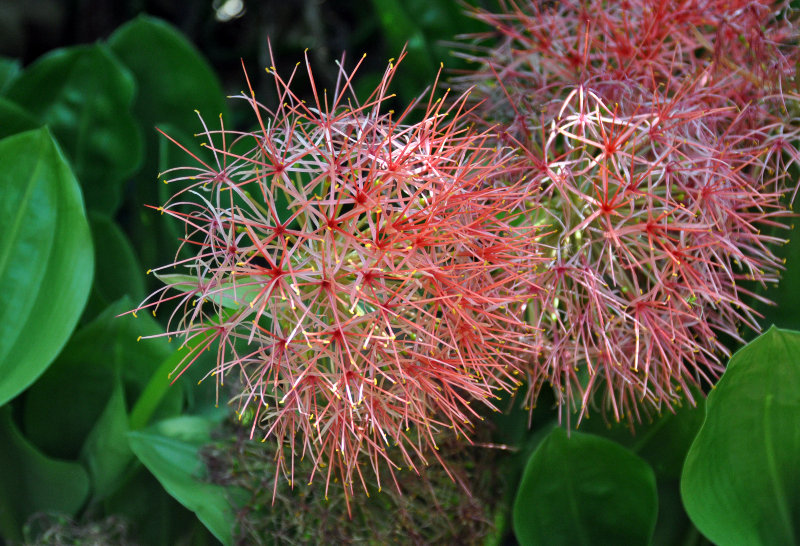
152 273 262 311
681 327 800 545
0 128 93 406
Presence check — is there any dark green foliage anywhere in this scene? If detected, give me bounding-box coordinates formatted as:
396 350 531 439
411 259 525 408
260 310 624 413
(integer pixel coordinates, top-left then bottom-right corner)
108 16 227 273
0 6 798 545
513 428 658 546
4 45 142 215
0 407 90 541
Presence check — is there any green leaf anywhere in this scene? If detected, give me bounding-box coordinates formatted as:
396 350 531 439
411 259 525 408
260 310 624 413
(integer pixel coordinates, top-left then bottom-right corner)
366 0 438 105
628 400 705 479
369 0 437 73
82 212 146 322
22 299 173 459
0 406 90 541
153 121 218 263
0 97 39 139
80 378 132 502
575 393 705 479
129 326 219 432
108 15 227 270
0 56 21 92
484 389 559 544
4 45 142 215
372 0 482 63
153 272 263 311
0 128 93 406
513 427 658 546
651 479 700 546
681 326 800 545
751 198 800 331
103 464 216 546
128 415 242 546
366 0 484 104
108 16 225 135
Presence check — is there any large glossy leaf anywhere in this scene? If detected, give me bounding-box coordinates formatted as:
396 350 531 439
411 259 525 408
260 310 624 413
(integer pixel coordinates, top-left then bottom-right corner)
0 97 38 139
0 406 90 541
108 16 227 270
22 299 174 458
0 128 93 406
569 397 706 546
513 427 658 546
681 327 800 545
4 45 142 214
128 415 243 546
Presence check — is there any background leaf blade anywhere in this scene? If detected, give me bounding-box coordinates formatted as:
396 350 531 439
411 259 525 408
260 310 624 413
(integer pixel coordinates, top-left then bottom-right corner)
513 427 658 546
22 299 176 459
4 45 142 215
0 406 90 541
108 16 227 271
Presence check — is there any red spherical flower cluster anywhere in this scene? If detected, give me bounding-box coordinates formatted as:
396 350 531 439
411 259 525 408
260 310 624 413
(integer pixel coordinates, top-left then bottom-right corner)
133 51 545 496
455 0 800 423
